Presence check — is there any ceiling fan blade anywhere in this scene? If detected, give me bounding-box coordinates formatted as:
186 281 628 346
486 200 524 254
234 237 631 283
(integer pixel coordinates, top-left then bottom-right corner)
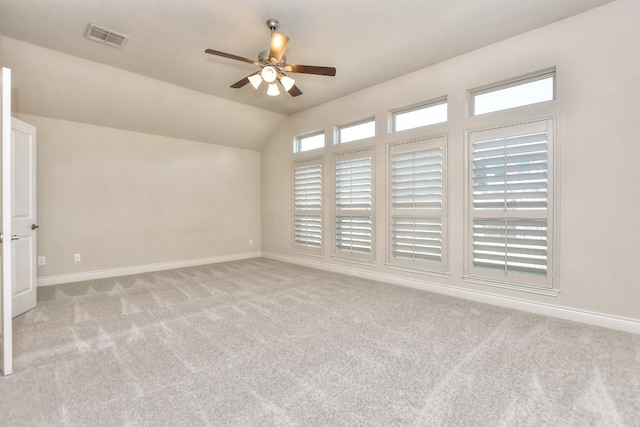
283 64 336 76
269 32 289 62
205 49 260 66
288 84 303 97
230 77 250 89
230 72 260 89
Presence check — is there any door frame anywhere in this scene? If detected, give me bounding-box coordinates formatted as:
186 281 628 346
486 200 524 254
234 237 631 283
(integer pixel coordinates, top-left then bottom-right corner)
1 67 13 376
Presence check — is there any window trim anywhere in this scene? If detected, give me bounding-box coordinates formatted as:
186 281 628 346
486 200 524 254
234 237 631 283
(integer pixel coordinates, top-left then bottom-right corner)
333 148 375 263
386 135 448 275
468 68 556 116
463 117 558 296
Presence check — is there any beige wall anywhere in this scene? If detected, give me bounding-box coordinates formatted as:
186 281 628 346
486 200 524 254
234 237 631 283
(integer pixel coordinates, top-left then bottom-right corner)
1 36 284 151
20 114 261 278
3 0 638 324
262 0 640 320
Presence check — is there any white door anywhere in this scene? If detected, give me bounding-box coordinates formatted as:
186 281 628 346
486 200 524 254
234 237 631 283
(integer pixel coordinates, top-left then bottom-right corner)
10 118 37 318
1 67 13 376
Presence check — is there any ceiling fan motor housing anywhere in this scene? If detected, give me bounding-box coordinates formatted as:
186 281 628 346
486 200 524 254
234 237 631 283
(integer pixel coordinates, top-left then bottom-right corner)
259 50 285 66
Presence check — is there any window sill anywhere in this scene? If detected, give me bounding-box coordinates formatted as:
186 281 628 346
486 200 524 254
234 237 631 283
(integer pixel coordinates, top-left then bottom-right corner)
463 275 560 297
385 263 450 279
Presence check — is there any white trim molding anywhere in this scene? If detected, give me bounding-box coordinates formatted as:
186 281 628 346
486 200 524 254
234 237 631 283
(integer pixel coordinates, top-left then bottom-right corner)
263 252 640 336
37 252 262 287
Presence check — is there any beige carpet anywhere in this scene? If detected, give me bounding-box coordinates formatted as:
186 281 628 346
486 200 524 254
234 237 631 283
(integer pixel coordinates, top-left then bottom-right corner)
1 258 639 426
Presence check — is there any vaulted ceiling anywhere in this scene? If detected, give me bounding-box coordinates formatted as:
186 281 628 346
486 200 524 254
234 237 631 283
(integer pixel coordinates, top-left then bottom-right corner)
0 0 615 149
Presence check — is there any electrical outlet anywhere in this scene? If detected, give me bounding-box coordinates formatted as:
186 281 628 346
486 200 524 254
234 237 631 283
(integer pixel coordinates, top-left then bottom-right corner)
74 253 81 262
249 239 254 245
38 256 46 266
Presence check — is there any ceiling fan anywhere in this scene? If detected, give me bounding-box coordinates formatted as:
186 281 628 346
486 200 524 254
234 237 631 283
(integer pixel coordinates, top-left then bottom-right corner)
205 19 336 97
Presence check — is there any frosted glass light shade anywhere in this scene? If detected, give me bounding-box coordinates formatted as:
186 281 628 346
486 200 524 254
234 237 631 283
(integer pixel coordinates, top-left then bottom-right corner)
261 66 277 83
280 75 295 92
267 83 280 96
248 74 262 89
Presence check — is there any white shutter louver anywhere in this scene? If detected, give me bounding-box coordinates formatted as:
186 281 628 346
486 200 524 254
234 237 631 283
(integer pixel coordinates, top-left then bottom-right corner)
472 218 547 276
468 119 553 287
335 152 374 261
389 138 446 272
295 164 322 209
336 157 372 209
391 147 442 209
293 160 323 253
336 215 372 254
392 216 442 262
294 215 322 248
472 132 548 211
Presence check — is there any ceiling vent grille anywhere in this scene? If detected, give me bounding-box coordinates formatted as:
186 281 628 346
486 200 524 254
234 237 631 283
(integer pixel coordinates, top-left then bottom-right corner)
85 23 129 48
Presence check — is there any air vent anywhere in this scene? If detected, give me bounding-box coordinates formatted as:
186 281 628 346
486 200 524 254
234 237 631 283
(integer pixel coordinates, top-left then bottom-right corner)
85 23 129 48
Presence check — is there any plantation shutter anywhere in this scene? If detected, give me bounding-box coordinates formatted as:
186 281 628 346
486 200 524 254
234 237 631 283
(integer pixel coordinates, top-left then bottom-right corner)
472 132 548 211
336 156 372 210
389 137 446 271
468 119 553 288
293 159 323 254
391 145 443 210
336 216 372 254
335 150 374 260
472 218 547 276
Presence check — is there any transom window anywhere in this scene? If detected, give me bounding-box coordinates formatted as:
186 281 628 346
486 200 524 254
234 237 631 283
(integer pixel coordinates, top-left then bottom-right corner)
337 118 375 144
470 69 555 116
295 131 325 153
392 98 448 132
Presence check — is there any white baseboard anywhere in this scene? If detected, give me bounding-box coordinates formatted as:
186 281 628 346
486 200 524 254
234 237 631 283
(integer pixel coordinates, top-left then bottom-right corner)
36 251 263 287
263 252 640 335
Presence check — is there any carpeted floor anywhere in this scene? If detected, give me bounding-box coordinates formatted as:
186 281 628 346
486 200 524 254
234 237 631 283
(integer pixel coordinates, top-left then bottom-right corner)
1 257 639 426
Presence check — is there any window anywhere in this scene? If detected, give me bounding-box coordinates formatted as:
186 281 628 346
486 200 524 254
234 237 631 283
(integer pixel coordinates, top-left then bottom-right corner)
337 118 375 144
295 131 325 153
293 158 323 254
470 70 555 116
389 137 446 272
466 118 555 292
334 150 374 262
392 98 448 132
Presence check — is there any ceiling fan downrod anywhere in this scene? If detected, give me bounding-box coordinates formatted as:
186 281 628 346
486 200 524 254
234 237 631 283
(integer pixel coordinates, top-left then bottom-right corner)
266 19 279 32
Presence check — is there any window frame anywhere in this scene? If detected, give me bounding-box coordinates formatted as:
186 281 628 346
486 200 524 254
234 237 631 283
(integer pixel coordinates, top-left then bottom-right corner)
292 157 324 255
469 68 556 116
294 130 325 154
387 135 448 275
464 117 557 295
333 149 375 263
336 117 376 144
391 97 448 132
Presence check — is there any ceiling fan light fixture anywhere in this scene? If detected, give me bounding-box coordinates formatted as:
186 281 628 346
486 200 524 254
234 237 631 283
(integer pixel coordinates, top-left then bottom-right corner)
267 83 280 96
261 66 277 83
248 74 262 89
280 75 295 92
204 18 336 98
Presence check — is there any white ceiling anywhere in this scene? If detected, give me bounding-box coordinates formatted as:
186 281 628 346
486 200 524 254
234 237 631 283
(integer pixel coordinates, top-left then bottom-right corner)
0 0 615 148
